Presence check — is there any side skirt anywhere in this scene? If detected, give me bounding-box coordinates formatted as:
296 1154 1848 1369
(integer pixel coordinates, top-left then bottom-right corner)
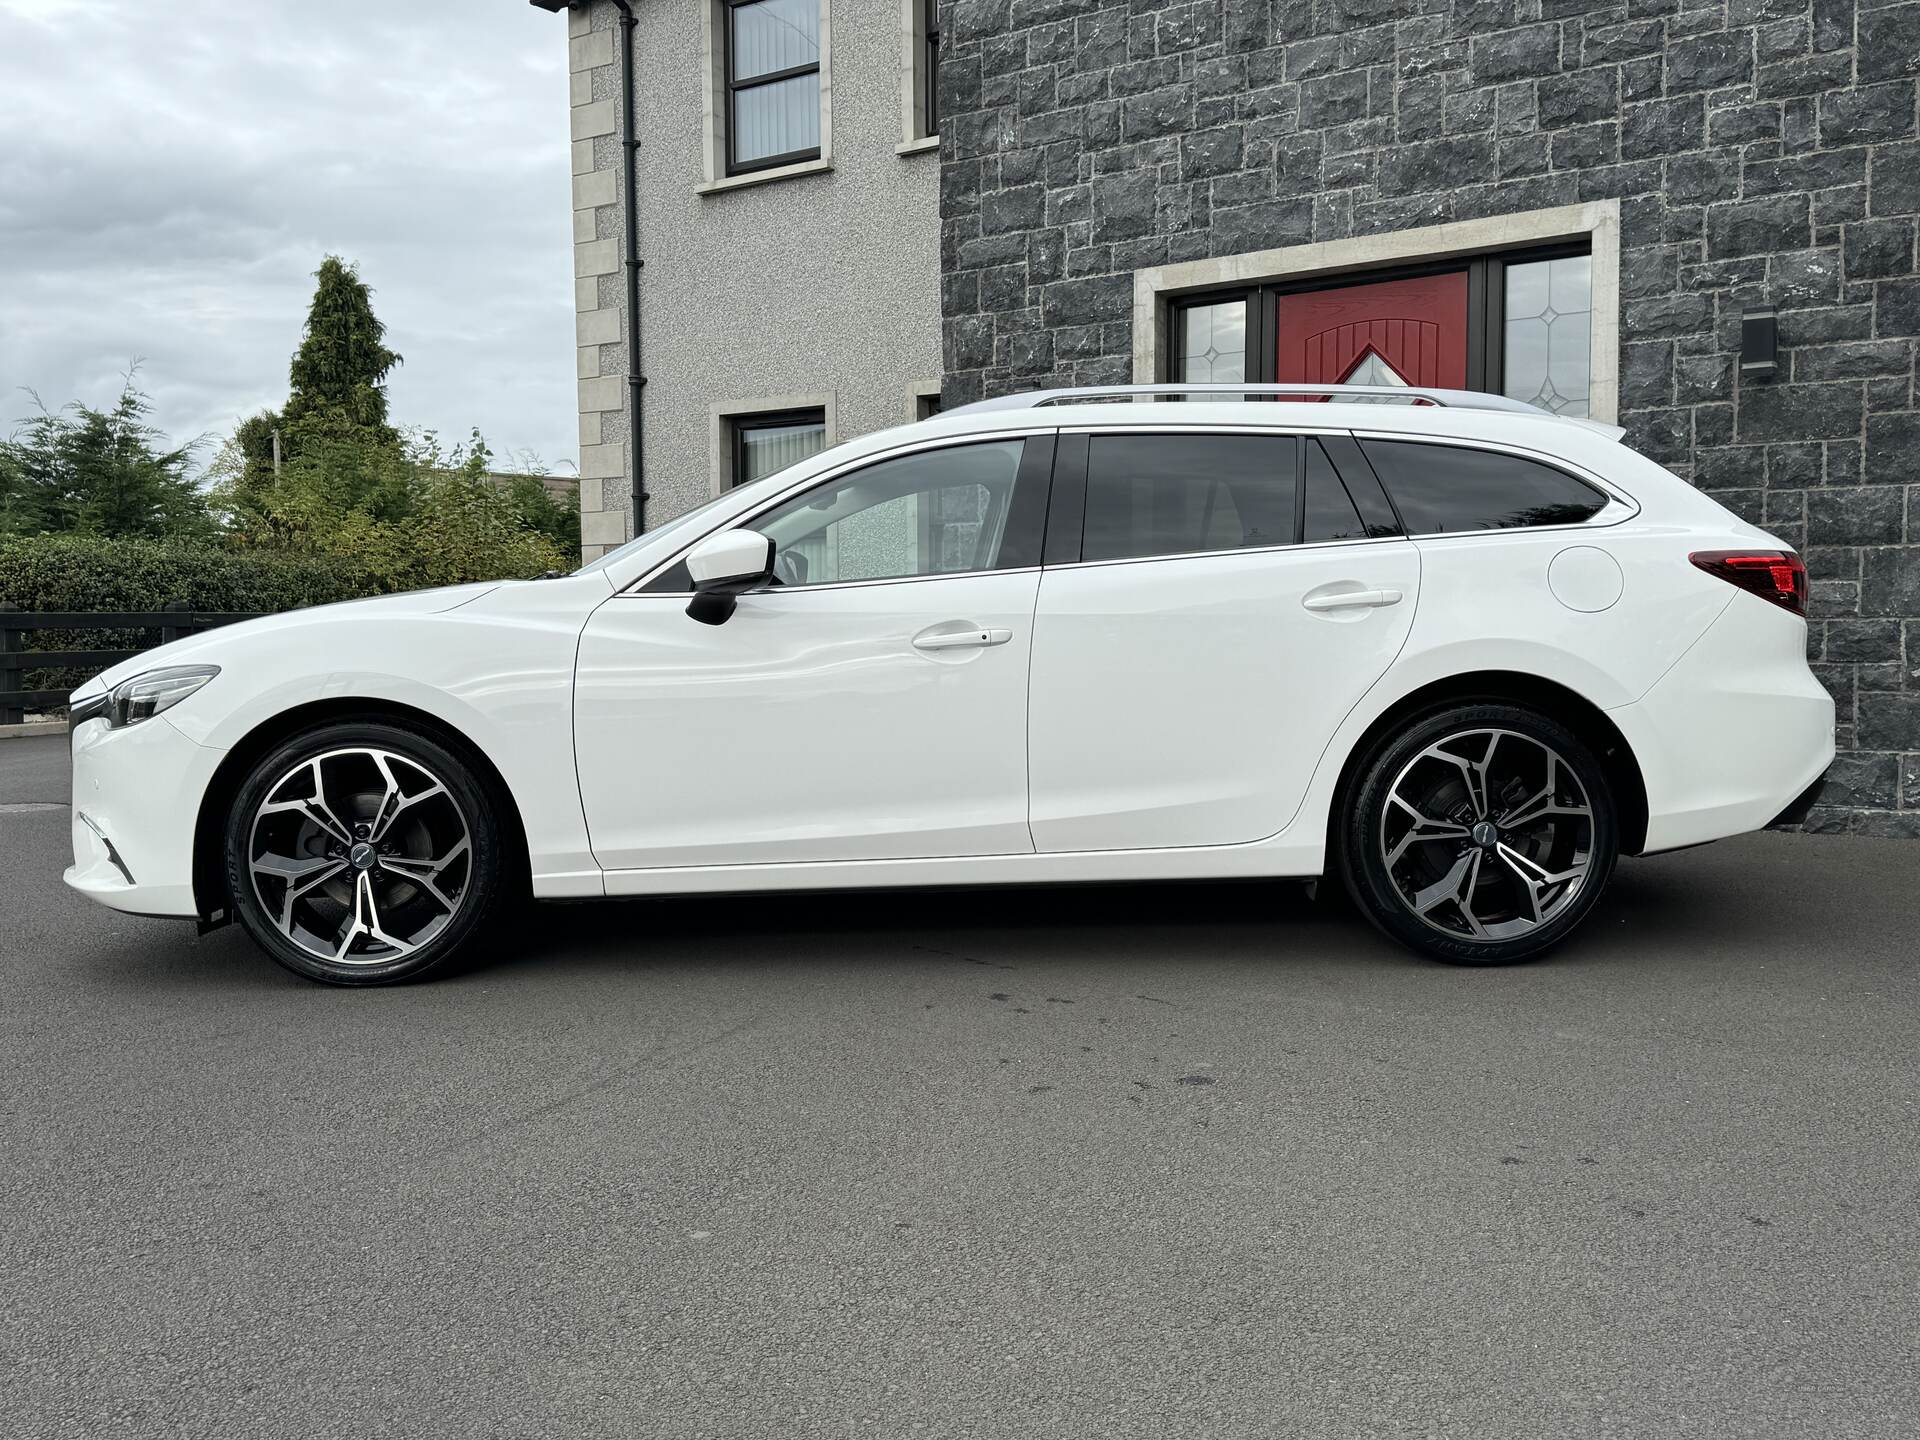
594 835 1326 899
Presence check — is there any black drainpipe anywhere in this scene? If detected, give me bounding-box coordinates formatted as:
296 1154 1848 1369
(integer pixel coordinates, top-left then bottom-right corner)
608 0 647 535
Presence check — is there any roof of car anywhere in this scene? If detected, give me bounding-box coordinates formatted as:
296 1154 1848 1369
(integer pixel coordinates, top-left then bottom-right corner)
940 384 1626 444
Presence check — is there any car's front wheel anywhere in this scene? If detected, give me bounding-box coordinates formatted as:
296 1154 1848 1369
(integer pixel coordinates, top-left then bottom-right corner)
224 721 507 985
1338 703 1618 965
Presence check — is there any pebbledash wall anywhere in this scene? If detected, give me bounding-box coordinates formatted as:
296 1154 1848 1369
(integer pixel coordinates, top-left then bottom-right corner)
561 0 942 560
937 0 1920 835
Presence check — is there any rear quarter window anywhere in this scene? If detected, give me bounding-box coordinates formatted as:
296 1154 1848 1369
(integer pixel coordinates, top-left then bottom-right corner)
1360 439 1608 535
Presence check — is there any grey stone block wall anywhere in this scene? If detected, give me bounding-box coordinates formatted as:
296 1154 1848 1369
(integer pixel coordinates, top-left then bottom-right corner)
938 0 1920 836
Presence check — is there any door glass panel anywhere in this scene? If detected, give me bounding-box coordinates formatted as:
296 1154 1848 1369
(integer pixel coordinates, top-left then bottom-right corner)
1302 439 1368 543
1178 301 1247 383
1082 434 1297 562
751 440 1025 585
1503 256 1593 418
1359 440 1608 534
1338 349 1408 387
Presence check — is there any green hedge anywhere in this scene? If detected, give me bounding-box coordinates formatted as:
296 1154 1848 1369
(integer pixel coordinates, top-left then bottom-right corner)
1 535 384 699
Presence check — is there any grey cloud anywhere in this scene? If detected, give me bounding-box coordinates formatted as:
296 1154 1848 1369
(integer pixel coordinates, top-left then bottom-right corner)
0 0 578 470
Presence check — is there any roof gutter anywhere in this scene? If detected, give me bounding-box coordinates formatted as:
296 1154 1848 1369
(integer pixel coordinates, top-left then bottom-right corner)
532 0 648 538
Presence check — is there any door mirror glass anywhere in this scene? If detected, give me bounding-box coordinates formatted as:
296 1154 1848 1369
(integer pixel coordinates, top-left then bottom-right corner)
684 528 774 625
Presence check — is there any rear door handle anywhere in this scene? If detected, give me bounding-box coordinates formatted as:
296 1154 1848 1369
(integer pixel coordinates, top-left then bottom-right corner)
913 626 1012 651
1302 587 1403 612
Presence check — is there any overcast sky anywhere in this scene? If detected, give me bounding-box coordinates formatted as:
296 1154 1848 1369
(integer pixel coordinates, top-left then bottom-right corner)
0 0 578 473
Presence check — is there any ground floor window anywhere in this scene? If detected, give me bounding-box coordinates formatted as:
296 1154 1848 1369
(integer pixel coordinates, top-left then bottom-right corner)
731 407 827 487
1170 244 1594 419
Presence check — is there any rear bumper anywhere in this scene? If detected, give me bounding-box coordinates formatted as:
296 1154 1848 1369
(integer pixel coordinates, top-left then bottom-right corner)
63 713 223 918
1767 768 1829 830
1610 594 1835 854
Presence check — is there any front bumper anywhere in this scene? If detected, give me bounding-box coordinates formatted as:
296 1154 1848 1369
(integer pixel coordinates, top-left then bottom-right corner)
63 713 224 918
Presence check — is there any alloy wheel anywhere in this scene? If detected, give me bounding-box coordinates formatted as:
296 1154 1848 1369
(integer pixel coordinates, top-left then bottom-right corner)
1378 727 1595 943
248 747 473 965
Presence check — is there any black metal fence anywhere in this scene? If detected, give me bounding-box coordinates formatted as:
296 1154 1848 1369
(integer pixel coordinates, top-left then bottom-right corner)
0 603 265 725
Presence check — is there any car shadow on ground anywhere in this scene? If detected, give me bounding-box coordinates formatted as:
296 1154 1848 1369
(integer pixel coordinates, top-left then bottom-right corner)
442 847 1763 985
53 833 1860 994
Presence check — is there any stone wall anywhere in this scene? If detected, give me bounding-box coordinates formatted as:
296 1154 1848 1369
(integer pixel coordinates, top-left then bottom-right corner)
938 0 1920 834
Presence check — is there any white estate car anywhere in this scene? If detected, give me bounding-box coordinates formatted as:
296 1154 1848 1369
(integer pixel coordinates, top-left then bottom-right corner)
66 385 1833 985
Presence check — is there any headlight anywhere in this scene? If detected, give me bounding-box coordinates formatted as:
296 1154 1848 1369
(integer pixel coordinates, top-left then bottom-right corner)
90 665 221 729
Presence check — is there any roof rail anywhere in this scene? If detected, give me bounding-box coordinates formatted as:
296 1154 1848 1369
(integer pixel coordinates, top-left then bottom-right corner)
946 383 1552 417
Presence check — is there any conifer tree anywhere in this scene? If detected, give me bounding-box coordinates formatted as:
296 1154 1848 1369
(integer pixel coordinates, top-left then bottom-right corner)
282 255 402 437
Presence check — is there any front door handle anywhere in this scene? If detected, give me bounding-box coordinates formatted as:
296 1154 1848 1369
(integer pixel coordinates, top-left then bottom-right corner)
913 626 1012 651
1302 587 1403 612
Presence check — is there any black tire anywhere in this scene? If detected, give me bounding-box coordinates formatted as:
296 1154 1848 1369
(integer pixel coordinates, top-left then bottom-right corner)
1337 703 1618 965
224 721 509 986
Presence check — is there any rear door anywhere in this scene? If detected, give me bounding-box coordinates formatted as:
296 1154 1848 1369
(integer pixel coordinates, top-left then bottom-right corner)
1026 427 1419 853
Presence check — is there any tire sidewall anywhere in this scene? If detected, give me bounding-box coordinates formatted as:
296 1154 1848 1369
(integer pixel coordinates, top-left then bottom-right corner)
223 721 502 985
1340 703 1619 965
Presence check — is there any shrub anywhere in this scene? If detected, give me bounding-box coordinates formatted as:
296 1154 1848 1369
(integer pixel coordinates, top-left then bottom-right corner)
0 535 379 697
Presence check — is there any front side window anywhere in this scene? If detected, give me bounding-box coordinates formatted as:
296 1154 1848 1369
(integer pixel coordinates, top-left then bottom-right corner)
752 439 1028 586
726 0 822 173
733 409 827 487
1082 434 1297 563
1360 440 1607 535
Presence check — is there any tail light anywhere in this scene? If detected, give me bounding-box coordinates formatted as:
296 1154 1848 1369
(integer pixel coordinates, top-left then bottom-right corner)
1689 550 1807 617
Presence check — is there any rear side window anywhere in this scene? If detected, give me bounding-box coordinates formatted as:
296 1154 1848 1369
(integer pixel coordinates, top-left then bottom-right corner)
1082 434 1297 562
1302 439 1369 544
1360 440 1608 535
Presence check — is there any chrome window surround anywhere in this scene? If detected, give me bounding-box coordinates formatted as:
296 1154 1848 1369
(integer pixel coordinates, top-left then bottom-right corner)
619 422 1638 596
618 426 1059 597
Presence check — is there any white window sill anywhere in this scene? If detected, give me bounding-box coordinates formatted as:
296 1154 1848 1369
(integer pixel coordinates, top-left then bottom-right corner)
696 157 833 196
895 135 939 157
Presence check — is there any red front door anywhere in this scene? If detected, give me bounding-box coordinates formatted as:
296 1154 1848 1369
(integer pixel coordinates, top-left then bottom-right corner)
1275 271 1469 389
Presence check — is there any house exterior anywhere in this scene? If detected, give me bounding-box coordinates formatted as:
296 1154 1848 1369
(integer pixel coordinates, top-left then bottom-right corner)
545 0 944 561
539 0 1918 833
935 0 1920 835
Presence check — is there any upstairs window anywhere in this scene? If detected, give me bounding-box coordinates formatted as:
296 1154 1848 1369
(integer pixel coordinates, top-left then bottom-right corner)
732 408 827 487
726 0 822 174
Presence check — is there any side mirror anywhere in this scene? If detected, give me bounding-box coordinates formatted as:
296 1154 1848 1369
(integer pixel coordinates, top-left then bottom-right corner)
684 528 774 626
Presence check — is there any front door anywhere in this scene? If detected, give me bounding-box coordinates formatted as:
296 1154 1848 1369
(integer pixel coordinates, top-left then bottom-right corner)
574 436 1051 872
1276 271 1470 390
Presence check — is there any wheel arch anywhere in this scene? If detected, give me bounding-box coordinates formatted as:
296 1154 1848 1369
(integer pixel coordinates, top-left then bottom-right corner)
191 697 533 920
1327 671 1650 863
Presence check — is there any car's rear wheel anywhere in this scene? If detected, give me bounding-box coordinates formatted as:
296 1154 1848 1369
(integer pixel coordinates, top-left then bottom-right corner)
1338 703 1618 965
223 722 506 985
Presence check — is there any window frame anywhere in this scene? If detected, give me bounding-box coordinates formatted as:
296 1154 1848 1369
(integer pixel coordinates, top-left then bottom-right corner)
730 406 828 489
1168 242 1592 404
923 0 940 137
1343 434 1628 541
723 0 824 177
1042 425 1407 569
633 431 1059 596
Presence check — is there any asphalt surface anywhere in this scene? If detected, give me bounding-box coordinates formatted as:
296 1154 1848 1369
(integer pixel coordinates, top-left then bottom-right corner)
2 732 1917 1439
